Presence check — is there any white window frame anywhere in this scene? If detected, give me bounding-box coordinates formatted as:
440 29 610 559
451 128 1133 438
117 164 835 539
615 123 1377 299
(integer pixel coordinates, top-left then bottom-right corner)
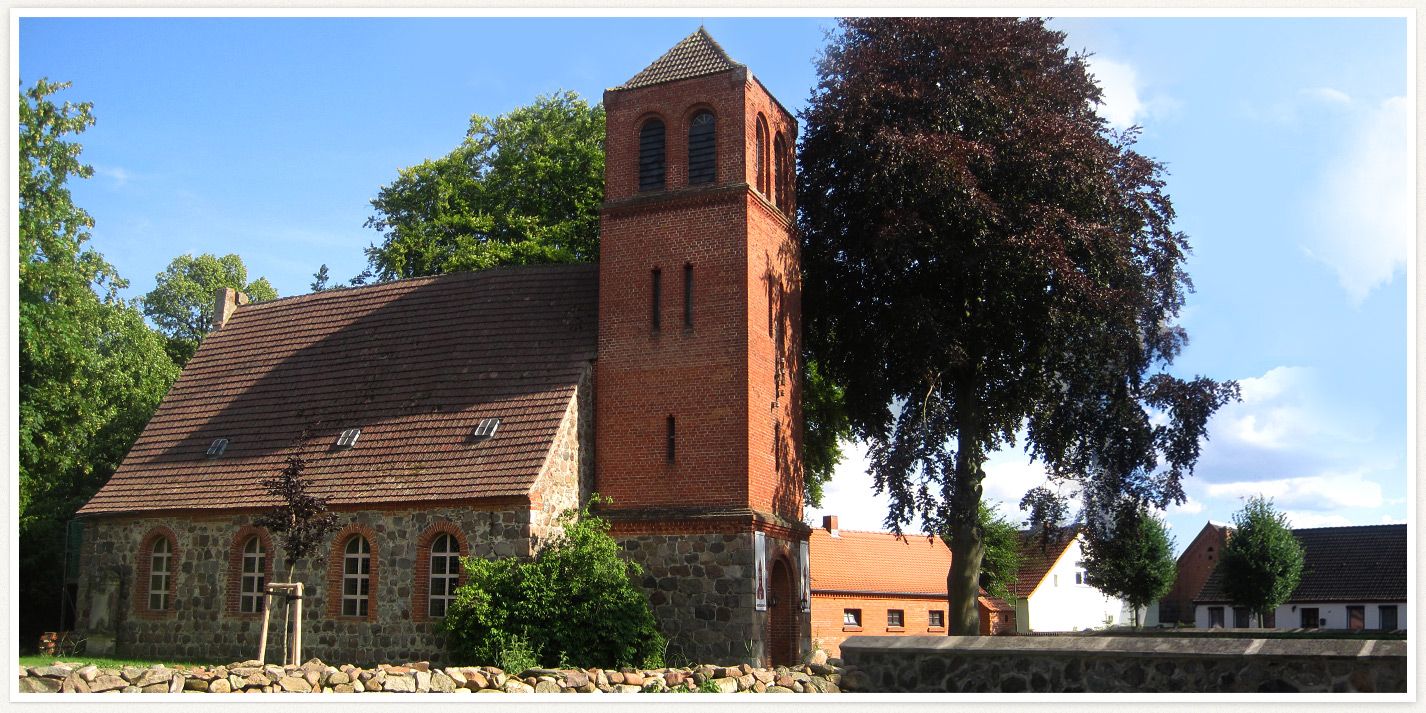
148 537 172 611
240 536 266 614
428 533 460 618
342 536 371 617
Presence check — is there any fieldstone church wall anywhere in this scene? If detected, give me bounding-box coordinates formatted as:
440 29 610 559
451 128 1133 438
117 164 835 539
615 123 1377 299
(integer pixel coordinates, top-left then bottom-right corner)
77 506 533 665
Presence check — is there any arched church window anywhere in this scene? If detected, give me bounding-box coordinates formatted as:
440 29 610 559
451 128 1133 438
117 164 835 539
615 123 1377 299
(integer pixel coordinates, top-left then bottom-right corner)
755 114 770 195
688 110 716 185
639 118 666 191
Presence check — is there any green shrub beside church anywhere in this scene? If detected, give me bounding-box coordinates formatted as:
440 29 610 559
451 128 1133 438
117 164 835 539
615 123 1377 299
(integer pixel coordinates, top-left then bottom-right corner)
443 499 665 670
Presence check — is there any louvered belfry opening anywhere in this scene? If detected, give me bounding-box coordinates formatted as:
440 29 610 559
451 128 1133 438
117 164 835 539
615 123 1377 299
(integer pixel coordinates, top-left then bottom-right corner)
639 119 666 191
687 110 716 185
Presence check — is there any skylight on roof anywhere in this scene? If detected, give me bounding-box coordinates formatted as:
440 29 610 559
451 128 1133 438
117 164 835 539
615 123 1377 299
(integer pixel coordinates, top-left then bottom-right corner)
472 418 500 442
206 438 229 458
336 428 361 448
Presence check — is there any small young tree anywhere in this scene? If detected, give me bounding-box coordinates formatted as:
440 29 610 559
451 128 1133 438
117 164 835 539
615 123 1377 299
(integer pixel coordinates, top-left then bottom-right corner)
253 455 338 658
443 498 664 670
1221 495 1304 626
1081 504 1177 628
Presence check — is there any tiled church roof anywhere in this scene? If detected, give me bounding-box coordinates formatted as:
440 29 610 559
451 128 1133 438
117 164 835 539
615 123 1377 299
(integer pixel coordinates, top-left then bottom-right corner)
79 264 598 516
614 27 743 91
1194 524 1407 603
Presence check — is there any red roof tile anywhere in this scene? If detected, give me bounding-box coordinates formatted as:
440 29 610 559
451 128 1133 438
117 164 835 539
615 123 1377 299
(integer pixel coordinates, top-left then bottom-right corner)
79 264 597 516
1006 528 1078 599
615 27 742 91
808 528 1010 610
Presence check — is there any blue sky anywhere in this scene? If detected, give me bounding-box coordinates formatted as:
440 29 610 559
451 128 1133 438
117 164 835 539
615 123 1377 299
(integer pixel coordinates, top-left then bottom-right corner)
18 16 1410 553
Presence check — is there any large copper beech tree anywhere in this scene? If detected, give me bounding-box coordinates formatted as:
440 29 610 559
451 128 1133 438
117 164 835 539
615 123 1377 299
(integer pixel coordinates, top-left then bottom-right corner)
799 18 1239 634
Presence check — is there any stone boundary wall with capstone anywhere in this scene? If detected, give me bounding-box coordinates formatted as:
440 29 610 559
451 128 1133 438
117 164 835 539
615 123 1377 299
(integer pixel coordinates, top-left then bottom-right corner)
838 635 1407 693
16 657 846 694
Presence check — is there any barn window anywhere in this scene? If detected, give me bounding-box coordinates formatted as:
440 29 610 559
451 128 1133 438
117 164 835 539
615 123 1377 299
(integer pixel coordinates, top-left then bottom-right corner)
342 536 372 617
639 118 666 192
427 533 460 618
687 110 716 185
239 536 266 614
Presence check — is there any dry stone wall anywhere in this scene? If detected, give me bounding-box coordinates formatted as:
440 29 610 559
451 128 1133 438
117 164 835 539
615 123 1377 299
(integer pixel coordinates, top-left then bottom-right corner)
838 635 1408 693
17 657 847 694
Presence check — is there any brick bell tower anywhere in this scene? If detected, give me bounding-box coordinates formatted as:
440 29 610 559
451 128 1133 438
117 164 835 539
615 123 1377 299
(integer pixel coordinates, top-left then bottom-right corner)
595 28 810 666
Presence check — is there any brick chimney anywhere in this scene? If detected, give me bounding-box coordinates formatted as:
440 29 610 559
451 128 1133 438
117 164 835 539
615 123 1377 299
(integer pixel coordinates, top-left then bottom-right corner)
212 287 250 332
822 515 839 536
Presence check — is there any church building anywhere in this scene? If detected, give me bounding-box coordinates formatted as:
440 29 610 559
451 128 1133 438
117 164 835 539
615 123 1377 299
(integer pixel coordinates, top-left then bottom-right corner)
72 28 812 667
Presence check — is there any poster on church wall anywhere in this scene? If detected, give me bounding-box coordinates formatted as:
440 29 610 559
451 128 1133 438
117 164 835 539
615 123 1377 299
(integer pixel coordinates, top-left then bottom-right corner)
799 540 811 612
754 531 768 611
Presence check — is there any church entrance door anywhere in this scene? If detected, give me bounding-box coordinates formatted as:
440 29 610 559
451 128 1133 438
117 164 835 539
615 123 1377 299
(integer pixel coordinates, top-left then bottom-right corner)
769 558 796 666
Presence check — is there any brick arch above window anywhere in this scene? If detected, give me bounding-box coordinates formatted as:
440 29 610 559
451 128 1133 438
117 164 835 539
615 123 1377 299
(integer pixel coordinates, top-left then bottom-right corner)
134 525 180 618
226 525 274 619
412 521 470 623
326 523 380 622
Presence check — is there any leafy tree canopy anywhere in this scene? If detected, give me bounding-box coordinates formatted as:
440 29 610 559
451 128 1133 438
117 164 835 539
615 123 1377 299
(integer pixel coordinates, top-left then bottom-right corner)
443 498 665 670
18 78 178 640
142 252 277 366
1221 495 1304 624
798 18 1238 634
1081 504 1177 627
364 90 605 280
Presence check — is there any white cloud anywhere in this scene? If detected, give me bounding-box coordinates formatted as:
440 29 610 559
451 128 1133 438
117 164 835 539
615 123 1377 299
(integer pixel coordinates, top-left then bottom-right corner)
1167 497 1205 515
1281 511 1353 529
805 441 900 533
1381 514 1405 524
1086 57 1145 130
1204 470 1383 511
94 165 133 187
1304 95 1409 304
1300 87 1351 105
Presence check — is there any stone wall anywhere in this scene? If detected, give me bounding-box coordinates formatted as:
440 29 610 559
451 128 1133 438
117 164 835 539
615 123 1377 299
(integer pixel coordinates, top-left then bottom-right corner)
618 529 809 666
18 657 846 694
76 505 534 665
839 635 1408 693
528 365 595 548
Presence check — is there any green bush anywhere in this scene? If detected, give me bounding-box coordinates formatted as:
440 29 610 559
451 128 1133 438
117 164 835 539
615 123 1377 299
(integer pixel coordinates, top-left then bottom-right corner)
443 498 666 669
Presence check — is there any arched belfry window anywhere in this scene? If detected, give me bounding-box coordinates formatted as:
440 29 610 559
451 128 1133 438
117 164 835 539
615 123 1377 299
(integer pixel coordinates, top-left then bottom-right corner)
688 111 716 185
639 118 666 192
755 115 770 195
774 133 792 213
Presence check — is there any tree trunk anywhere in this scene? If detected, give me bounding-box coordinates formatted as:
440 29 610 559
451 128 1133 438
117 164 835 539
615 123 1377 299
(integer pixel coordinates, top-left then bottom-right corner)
946 381 985 636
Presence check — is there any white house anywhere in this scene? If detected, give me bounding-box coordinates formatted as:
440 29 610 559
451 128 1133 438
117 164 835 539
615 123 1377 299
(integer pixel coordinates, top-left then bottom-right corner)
1193 524 1406 631
1010 529 1155 632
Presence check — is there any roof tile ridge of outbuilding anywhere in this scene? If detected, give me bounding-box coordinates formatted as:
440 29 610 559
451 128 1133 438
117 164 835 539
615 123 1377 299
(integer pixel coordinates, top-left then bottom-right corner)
819 527 946 541
230 262 599 312
1290 523 1405 532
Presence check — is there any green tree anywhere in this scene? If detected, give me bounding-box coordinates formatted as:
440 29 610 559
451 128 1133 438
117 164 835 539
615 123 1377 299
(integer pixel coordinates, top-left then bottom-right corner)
975 503 1024 604
1081 504 1177 627
19 79 179 641
141 252 277 366
364 90 605 279
798 18 1239 634
1220 495 1304 626
443 498 664 669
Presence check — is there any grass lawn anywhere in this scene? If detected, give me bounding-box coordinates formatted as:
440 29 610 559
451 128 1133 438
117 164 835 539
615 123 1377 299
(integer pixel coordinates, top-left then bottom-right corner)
18 655 227 670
